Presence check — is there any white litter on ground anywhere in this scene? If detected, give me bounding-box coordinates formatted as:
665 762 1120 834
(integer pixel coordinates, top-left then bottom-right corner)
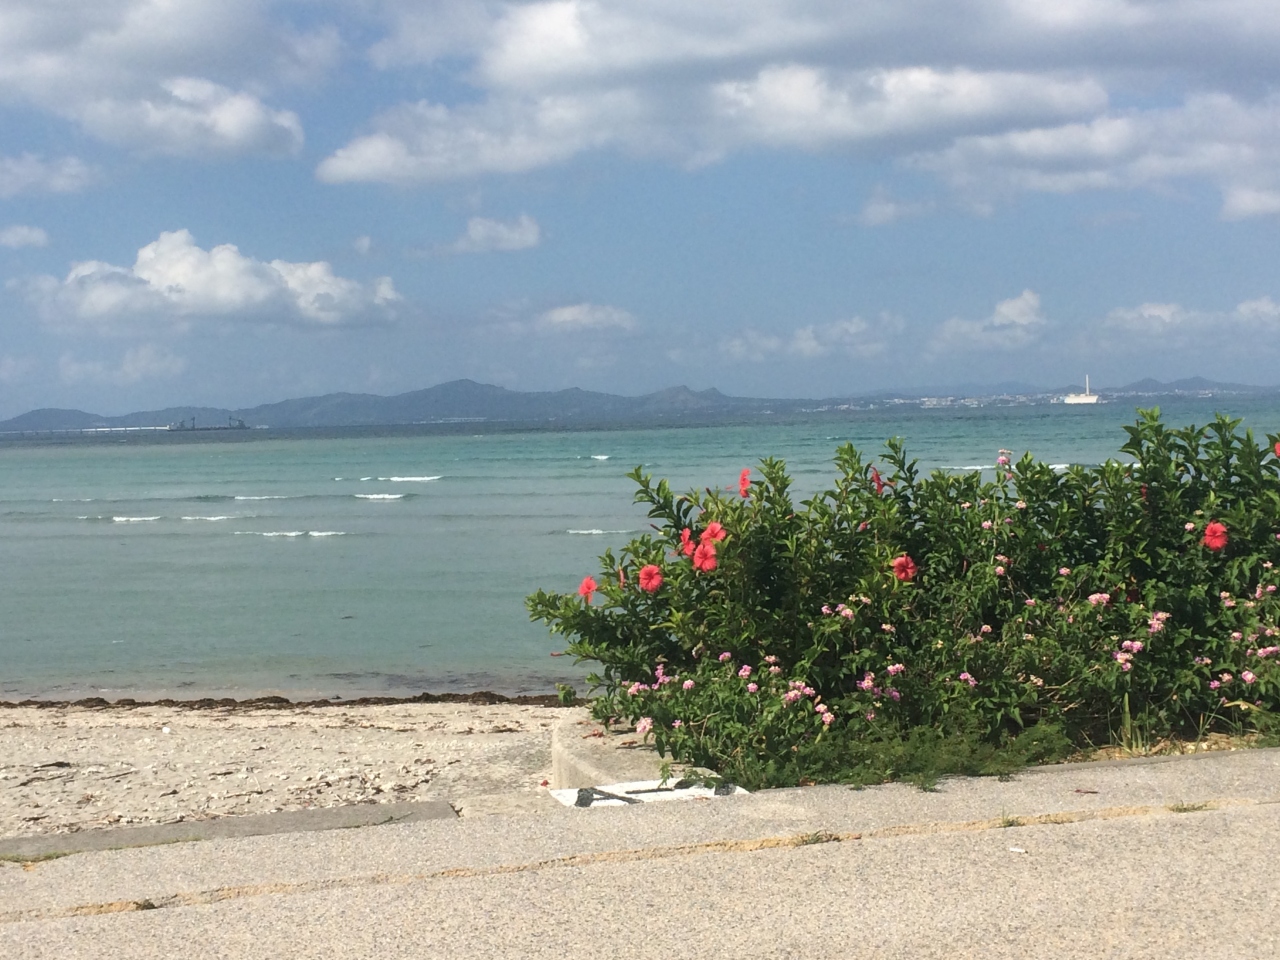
550 779 748 808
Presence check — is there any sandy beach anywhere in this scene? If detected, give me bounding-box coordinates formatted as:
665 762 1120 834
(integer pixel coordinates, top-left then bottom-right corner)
1 698 579 838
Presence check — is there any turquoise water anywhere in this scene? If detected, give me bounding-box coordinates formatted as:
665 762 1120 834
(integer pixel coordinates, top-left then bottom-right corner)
4 398 1279 700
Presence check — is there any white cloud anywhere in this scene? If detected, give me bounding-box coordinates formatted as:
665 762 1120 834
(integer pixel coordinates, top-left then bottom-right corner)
0 0 318 156
710 66 1104 150
932 290 1047 353
1102 296 1280 348
720 329 784 363
59 344 186 385
23 229 400 334
0 225 49 248
448 215 541 253
858 186 934 226
536 302 635 332
912 94 1280 218
722 316 896 362
78 78 303 157
317 92 639 182
0 154 95 198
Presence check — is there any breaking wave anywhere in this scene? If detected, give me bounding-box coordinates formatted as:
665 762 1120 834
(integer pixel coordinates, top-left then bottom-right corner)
235 531 347 538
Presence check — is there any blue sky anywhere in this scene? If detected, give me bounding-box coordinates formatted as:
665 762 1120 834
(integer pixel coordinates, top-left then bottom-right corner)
2 0 1280 418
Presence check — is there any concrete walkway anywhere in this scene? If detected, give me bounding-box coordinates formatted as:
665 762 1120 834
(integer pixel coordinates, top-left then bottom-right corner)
2 746 1278 959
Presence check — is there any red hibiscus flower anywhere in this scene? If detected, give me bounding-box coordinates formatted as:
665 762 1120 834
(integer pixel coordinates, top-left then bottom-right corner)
638 564 663 593
679 527 695 556
739 469 751 498
871 467 885 496
701 521 726 543
1274 441 1280 457
578 576 598 602
891 554 918 581
693 541 717 572
1202 521 1228 551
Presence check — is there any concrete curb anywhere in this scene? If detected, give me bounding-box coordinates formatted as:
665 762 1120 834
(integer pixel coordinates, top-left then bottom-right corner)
550 713 686 789
0 800 455 860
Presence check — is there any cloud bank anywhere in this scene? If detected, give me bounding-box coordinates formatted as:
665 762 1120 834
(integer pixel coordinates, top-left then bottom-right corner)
23 230 400 334
308 1 1280 218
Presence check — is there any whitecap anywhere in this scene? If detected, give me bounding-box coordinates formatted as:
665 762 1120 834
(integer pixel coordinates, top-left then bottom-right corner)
355 493 404 500
948 464 998 471
590 455 610 461
52 498 95 502
235 530 345 538
566 529 632 535
112 516 160 523
181 516 232 521
377 476 441 482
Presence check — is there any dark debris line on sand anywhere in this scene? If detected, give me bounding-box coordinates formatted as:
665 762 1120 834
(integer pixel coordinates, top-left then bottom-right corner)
0 692 572 711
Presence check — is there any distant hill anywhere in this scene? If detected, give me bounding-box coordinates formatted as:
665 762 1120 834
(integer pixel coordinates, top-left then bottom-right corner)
3 376 1277 434
1111 377 1272 395
0 380 790 432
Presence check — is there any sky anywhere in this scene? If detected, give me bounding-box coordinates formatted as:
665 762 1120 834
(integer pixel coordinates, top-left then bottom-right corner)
2 0 1280 418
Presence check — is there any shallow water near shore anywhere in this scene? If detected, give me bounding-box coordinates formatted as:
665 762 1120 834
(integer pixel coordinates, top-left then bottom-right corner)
4 396 1280 700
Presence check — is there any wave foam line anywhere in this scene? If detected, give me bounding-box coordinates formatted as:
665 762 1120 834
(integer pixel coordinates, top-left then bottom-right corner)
355 493 404 500
590 456 610 461
234 531 347 538
377 476 441 482
566 529 633 535
180 516 235 521
234 495 290 501
112 516 160 523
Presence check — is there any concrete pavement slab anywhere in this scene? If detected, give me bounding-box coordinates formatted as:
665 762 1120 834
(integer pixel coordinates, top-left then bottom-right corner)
1 747 1276 928
2 797 1276 958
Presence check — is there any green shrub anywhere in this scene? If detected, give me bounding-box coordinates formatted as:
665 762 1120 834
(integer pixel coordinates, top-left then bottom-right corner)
526 409 1280 787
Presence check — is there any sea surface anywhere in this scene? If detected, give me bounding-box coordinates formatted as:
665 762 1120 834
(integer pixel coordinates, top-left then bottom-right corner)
4 397 1280 700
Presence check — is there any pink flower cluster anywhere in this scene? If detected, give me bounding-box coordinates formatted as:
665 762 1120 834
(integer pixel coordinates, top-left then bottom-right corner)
1087 592 1111 607
1148 611 1171 634
822 603 856 620
958 672 978 688
783 679 817 705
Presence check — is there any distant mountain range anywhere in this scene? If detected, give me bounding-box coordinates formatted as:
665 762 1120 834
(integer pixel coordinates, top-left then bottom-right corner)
2 377 1276 433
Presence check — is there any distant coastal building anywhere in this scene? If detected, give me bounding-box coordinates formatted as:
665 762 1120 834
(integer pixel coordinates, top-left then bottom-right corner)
1062 376 1100 405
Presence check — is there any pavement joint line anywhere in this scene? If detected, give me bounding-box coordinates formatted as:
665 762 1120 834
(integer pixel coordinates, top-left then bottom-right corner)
2 795 1271 925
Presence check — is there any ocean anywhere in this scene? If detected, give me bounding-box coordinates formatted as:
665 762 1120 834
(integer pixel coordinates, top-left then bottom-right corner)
4 397 1279 701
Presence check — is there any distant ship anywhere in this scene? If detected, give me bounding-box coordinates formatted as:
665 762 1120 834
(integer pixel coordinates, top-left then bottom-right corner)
1062 376 1100 405
167 416 250 431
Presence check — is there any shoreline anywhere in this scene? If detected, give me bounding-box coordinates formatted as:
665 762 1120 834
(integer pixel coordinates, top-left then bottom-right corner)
0 689 572 712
